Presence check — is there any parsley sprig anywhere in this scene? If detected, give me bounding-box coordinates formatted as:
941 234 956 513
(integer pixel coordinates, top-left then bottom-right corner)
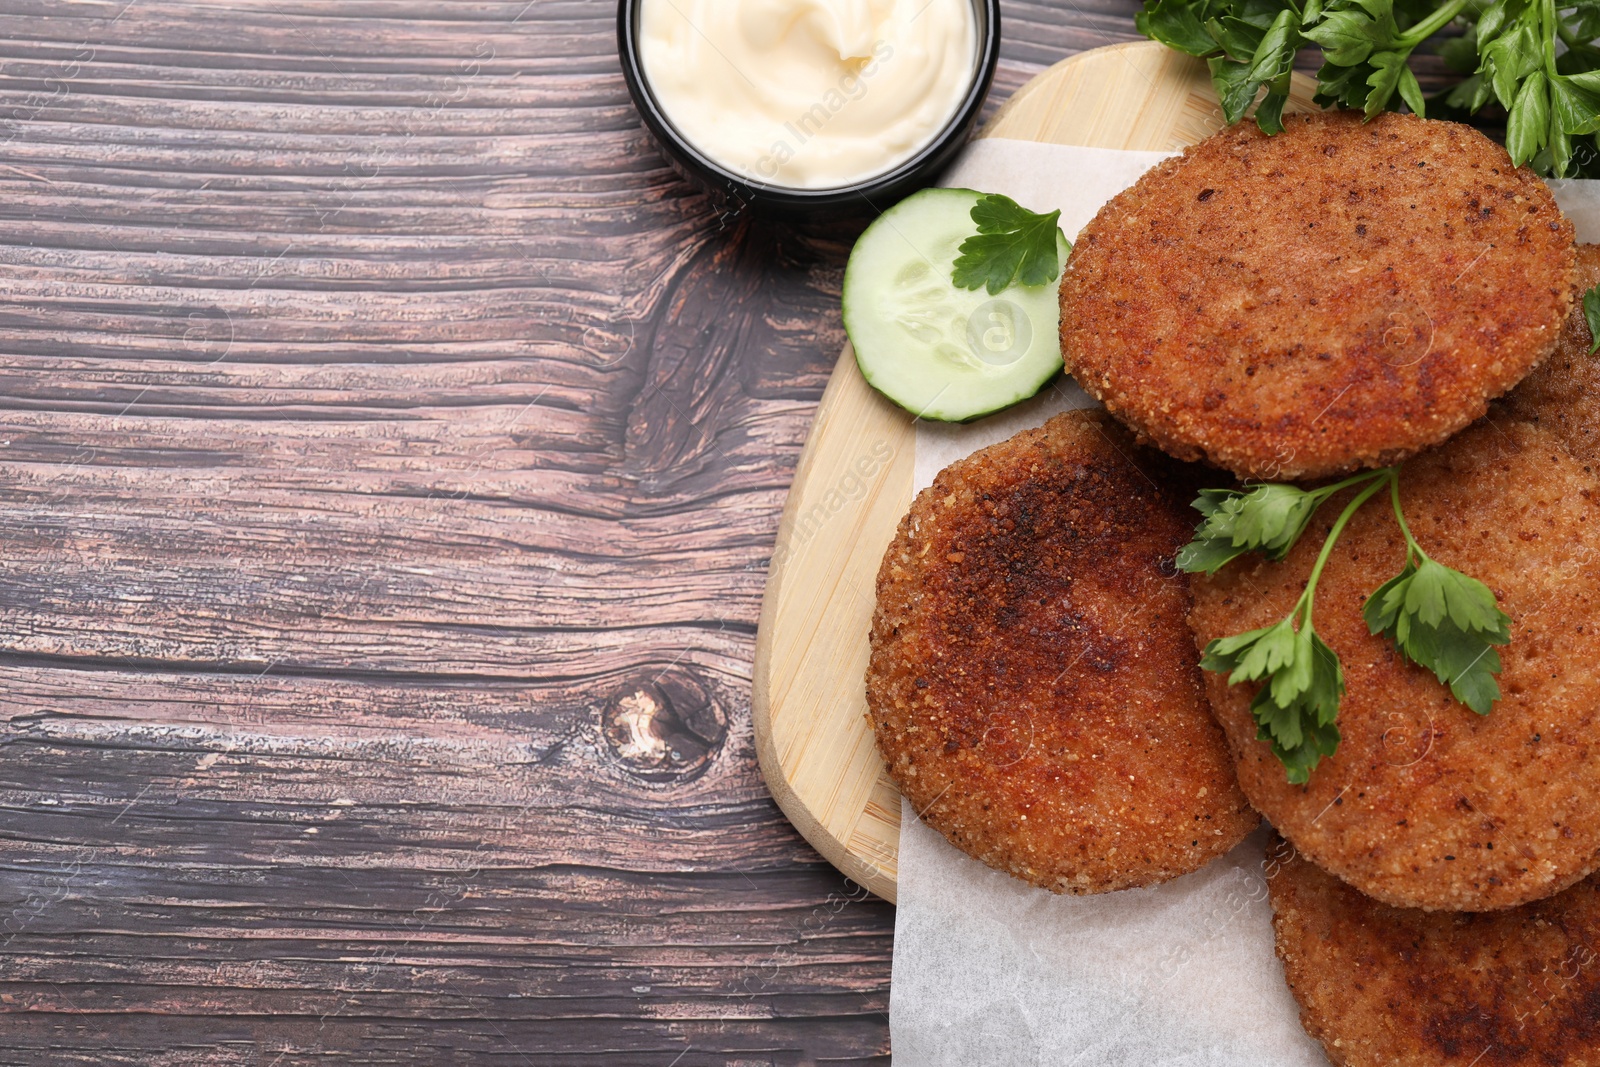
1181 467 1512 782
1135 0 1600 176
951 194 1068 295
1177 473 1394 573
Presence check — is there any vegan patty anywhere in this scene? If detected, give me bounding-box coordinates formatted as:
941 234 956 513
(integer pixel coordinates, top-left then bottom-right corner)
867 409 1257 893
1061 110 1575 480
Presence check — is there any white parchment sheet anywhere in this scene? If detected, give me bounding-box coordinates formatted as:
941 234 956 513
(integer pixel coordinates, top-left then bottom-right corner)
888 138 1600 1066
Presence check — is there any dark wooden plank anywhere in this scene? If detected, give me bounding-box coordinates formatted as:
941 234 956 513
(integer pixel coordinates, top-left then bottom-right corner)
0 0 1209 1062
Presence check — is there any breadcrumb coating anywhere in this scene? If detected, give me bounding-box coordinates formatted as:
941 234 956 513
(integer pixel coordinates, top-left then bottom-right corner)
1062 110 1575 480
1497 242 1600 464
1268 832 1600 1066
868 409 1256 893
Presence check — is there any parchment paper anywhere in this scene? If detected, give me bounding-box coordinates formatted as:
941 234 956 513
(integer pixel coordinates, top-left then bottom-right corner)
889 137 1600 1066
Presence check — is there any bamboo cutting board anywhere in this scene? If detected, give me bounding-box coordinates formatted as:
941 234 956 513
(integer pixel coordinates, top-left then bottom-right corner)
752 41 1320 903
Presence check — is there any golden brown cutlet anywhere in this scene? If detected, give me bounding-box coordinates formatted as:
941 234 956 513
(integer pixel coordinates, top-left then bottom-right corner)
1061 110 1575 481
1190 411 1600 912
1497 243 1600 465
867 409 1257 893
1267 832 1600 1067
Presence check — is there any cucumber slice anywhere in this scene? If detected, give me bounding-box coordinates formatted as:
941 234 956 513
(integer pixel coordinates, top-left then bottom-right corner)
843 187 1070 423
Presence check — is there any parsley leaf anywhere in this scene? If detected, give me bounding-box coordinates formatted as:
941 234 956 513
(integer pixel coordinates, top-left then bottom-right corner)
1205 617 1345 783
1207 56 1266 124
950 194 1067 296
1254 87 1290 135
1246 10 1301 83
1176 472 1390 575
1362 479 1512 714
1506 70 1551 168
1584 283 1600 355
1178 485 1322 573
1304 9 1381 67
1135 0 1218 56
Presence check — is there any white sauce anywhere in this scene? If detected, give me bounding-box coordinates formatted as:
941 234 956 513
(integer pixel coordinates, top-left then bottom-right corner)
638 0 979 190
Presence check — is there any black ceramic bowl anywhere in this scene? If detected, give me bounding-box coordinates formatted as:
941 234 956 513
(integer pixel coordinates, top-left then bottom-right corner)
617 0 1001 216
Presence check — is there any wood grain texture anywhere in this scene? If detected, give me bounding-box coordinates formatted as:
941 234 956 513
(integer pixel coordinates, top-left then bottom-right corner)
0 0 1175 1063
754 44 1322 905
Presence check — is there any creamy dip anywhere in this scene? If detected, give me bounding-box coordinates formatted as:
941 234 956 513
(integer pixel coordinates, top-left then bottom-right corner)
638 0 978 189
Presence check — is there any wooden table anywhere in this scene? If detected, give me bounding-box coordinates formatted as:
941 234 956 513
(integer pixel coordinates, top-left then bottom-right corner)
0 2 1143 1062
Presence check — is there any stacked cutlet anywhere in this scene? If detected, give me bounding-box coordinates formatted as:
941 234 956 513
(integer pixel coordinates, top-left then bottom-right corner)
866 112 1600 1063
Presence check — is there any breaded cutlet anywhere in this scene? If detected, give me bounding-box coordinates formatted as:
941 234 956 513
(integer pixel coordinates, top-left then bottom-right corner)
867 409 1257 893
1267 832 1600 1066
1190 411 1600 911
1062 110 1575 481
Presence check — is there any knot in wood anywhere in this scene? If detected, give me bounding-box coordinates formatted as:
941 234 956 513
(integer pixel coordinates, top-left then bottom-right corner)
601 670 725 782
